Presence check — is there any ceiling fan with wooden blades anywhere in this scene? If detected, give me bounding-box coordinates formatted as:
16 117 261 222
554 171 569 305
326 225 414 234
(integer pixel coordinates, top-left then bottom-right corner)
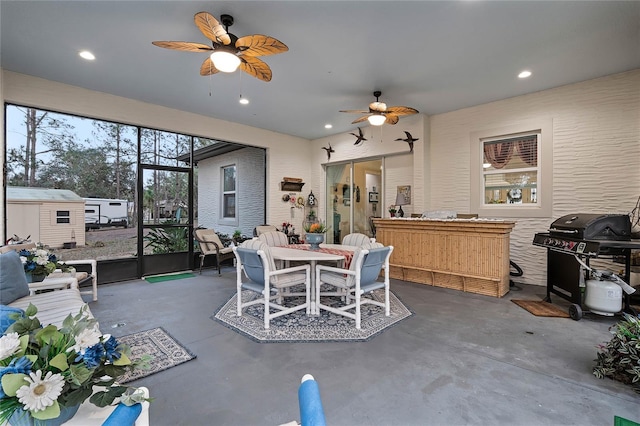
152 12 288 82
340 91 419 126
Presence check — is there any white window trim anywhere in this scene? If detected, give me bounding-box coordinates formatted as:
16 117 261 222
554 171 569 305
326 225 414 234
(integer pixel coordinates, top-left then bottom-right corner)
470 119 553 218
219 163 238 226
53 209 73 225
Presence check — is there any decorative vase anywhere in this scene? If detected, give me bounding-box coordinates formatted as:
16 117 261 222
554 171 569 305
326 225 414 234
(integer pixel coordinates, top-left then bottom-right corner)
25 273 47 283
8 403 80 426
390 212 396 218
305 233 324 250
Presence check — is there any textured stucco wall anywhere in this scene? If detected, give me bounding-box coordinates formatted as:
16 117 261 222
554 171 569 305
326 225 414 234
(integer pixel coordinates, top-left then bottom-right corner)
196 147 265 238
429 69 640 286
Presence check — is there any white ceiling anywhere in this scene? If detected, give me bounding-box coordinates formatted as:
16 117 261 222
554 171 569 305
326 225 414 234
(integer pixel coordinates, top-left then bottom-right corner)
1 1 639 140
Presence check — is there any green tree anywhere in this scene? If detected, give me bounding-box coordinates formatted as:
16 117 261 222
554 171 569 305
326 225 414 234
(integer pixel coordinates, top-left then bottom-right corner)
92 121 137 200
6 107 75 187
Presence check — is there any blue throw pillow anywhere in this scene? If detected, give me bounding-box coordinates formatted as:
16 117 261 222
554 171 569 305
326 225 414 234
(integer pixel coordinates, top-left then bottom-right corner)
0 251 30 305
0 305 25 334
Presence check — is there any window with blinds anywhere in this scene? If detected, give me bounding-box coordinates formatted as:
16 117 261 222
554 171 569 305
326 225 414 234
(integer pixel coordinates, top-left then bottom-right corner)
482 133 540 205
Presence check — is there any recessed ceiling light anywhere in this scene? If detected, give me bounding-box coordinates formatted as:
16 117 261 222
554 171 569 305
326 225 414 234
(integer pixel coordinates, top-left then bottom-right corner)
79 50 95 61
324 124 333 129
239 96 249 105
518 70 532 79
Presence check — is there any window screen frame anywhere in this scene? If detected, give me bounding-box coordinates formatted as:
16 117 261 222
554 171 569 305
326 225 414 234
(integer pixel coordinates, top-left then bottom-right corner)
220 164 238 225
470 119 553 218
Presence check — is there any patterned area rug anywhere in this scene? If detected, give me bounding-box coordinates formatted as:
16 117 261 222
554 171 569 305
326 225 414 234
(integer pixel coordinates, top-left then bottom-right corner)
212 289 413 343
117 327 196 383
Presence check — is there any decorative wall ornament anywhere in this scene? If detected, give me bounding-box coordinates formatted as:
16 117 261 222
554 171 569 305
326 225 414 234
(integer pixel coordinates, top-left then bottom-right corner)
395 131 419 153
349 127 368 146
322 143 335 161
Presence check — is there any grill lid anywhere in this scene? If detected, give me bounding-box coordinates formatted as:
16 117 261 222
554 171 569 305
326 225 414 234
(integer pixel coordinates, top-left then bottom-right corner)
549 213 631 241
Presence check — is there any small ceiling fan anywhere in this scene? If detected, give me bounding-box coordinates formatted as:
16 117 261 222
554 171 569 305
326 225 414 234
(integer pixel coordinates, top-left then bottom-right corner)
152 12 288 82
340 91 419 126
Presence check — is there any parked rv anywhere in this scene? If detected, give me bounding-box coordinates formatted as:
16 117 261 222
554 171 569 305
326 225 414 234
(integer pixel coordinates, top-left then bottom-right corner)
84 198 129 231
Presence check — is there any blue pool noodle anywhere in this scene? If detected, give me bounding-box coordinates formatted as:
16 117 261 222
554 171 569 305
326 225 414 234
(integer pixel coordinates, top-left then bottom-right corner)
298 375 326 426
101 402 142 426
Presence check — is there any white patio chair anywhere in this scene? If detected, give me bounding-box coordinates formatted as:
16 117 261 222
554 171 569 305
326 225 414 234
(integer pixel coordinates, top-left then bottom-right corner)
253 224 278 236
258 230 289 247
315 245 393 329
233 240 310 329
1 242 98 301
342 233 375 246
50 258 98 301
258 230 290 268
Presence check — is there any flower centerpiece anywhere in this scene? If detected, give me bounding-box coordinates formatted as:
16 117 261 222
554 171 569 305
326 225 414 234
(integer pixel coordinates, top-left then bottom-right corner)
0 304 151 425
18 245 69 282
304 221 327 250
388 205 397 217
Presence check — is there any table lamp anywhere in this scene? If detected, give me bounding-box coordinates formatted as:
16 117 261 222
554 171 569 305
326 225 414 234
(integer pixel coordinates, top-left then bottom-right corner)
395 192 409 218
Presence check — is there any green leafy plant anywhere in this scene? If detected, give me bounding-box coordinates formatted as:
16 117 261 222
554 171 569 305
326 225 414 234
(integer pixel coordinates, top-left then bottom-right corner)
143 219 190 254
593 313 640 393
0 304 151 424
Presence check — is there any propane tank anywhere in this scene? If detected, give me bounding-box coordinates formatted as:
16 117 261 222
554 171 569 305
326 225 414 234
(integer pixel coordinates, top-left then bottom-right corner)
584 272 622 316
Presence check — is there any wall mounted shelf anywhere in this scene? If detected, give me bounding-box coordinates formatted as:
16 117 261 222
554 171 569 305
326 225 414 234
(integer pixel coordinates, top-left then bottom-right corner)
281 181 305 192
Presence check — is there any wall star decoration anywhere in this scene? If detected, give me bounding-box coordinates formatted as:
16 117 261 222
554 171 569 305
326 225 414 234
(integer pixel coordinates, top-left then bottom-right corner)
321 143 335 161
349 127 368 146
395 131 419 153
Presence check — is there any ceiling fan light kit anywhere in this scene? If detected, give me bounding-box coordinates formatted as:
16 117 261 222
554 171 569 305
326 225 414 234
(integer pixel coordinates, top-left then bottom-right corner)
340 90 419 127
367 114 386 126
210 50 241 72
152 12 288 82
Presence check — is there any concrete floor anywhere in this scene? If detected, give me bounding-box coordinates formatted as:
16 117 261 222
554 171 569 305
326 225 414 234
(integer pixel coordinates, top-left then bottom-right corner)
87 266 640 426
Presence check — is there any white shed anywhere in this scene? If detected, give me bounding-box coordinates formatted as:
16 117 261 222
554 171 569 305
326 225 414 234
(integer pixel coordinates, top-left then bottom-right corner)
6 186 86 248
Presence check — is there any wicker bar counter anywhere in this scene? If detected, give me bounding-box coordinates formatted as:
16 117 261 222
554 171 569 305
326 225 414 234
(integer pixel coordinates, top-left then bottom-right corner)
373 218 516 297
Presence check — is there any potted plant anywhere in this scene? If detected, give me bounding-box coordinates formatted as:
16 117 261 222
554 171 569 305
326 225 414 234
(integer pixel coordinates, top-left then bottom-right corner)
18 245 71 283
388 205 397 217
593 313 640 394
303 221 327 250
0 304 151 425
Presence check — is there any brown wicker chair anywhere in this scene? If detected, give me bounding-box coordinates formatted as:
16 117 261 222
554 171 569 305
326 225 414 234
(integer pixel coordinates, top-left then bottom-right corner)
193 228 234 274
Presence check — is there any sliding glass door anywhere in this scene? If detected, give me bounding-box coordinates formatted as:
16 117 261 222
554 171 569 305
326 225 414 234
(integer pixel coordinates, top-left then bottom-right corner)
325 159 382 244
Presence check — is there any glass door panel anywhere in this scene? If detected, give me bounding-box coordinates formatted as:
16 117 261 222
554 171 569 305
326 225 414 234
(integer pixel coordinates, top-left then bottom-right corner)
325 159 382 244
353 159 382 238
325 163 350 244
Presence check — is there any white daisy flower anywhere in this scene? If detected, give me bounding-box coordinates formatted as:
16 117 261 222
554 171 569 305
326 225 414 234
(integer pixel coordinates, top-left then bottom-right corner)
16 370 65 412
67 327 101 354
0 332 21 360
35 249 48 258
20 256 27 263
